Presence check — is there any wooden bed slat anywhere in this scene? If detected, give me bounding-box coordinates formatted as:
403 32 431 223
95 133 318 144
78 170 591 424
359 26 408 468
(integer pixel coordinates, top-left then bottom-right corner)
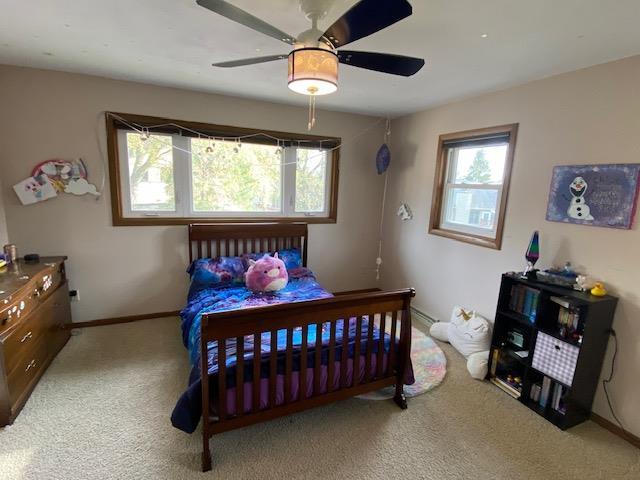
377 312 386 379
218 339 227 421
328 320 337 392
314 322 322 395
236 337 244 416
353 316 362 386
300 324 308 401
388 311 398 376
365 313 374 383
285 328 293 404
252 333 260 413
340 318 349 388
269 330 277 408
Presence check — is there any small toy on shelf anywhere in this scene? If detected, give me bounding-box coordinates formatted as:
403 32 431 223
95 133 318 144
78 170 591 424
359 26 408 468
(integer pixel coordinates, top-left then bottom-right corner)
575 274 595 292
590 282 607 297
537 262 579 288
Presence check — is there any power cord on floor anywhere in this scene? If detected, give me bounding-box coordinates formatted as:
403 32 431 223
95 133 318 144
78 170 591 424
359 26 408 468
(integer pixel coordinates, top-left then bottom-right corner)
602 328 628 437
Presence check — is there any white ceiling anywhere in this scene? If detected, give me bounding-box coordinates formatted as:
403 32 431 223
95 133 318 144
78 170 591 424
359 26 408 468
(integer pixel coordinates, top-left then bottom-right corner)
1 0 639 116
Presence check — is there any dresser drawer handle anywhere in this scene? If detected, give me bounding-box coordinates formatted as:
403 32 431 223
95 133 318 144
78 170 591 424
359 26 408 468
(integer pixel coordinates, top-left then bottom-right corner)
21 331 33 343
25 359 37 372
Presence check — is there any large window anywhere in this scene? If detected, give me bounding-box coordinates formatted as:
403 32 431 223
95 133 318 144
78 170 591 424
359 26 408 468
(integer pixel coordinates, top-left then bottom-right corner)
429 124 518 249
107 113 339 225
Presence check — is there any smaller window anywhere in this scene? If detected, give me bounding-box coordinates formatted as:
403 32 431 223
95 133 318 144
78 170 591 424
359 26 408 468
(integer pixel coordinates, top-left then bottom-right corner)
429 124 518 249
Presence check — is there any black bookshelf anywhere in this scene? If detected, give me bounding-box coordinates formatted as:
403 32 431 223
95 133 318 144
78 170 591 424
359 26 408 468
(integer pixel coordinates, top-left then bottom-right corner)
487 273 618 430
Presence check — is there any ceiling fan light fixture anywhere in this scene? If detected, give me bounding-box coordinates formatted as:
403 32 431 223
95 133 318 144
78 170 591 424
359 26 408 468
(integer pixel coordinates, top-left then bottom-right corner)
288 48 338 96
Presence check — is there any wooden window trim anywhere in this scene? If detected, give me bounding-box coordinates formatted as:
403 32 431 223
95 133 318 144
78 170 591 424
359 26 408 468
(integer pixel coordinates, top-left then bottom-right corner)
428 123 518 250
105 112 340 226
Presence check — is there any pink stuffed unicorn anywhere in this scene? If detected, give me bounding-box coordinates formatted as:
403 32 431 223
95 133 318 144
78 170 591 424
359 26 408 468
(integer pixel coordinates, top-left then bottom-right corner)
245 253 288 292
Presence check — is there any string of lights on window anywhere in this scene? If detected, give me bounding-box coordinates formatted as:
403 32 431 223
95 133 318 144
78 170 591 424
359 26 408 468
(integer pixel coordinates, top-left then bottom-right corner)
108 112 385 167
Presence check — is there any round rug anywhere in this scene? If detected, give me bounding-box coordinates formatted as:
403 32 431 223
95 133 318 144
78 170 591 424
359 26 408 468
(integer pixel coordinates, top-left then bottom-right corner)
357 327 447 400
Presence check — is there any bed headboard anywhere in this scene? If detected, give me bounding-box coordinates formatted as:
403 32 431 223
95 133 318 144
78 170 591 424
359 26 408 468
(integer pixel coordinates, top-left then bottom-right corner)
188 223 308 266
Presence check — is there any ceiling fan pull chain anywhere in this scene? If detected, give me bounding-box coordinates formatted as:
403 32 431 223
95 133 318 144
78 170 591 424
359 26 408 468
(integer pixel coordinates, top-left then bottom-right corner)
307 95 317 131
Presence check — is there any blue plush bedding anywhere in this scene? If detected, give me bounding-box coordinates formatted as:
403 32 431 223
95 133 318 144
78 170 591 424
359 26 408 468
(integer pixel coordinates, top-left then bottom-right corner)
171 267 413 434
180 268 333 364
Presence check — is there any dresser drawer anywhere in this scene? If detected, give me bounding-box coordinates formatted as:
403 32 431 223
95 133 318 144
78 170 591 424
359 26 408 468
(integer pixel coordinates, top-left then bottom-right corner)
0 288 39 334
0 263 63 334
44 283 72 354
7 336 48 407
532 332 580 386
2 307 47 375
38 264 64 301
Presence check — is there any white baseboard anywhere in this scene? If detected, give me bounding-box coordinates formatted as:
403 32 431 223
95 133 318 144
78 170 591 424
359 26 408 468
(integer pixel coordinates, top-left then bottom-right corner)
411 307 437 327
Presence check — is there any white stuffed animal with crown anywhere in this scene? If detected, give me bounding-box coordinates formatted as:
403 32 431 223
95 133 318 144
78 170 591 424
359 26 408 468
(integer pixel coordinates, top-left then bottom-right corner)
430 306 492 379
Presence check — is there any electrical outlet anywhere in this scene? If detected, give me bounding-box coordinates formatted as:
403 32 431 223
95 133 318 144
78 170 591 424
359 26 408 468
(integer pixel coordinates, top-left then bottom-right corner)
69 290 80 302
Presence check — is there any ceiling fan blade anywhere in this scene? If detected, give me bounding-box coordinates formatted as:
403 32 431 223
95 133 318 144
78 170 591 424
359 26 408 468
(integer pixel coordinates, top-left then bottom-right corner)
320 0 412 48
212 54 288 67
197 0 297 45
337 51 424 76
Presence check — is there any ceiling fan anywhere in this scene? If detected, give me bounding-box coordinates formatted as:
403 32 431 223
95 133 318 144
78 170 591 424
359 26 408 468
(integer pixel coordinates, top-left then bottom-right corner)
196 0 425 98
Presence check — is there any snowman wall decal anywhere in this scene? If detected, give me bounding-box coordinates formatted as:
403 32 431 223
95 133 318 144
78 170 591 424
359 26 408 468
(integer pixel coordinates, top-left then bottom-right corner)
567 176 594 221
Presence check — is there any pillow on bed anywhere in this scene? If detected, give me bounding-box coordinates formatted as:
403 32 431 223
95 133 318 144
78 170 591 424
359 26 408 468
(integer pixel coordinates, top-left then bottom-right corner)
187 256 245 296
242 247 302 271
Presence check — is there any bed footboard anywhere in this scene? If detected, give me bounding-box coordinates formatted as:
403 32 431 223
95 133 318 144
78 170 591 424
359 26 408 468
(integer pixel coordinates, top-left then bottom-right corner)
199 288 414 471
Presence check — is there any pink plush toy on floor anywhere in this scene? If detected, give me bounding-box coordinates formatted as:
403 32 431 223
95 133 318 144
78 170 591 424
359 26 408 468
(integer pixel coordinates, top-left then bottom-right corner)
245 253 288 292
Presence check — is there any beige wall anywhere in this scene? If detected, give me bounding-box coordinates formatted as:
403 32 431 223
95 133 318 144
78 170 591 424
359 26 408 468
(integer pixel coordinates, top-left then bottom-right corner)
0 182 8 246
382 55 640 436
0 65 385 322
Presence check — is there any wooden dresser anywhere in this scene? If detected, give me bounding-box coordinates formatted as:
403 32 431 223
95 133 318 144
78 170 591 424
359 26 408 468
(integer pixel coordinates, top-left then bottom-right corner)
0 256 71 426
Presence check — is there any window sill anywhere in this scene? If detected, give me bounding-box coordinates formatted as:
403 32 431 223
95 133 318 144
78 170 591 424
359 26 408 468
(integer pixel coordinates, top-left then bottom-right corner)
112 216 337 226
428 226 501 250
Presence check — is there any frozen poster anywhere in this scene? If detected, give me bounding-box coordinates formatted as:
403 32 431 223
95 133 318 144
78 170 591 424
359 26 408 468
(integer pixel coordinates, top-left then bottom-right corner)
546 164 640 229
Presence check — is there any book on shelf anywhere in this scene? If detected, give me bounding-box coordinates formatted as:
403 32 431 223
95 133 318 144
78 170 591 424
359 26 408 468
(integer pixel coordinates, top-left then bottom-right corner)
508 285 540 323
539 376 552 408
490 377 521 399
490 349 500 377
551 383 568 415
556 305 583 344
551 383 562 410
550 296 572 309
530 383 541 402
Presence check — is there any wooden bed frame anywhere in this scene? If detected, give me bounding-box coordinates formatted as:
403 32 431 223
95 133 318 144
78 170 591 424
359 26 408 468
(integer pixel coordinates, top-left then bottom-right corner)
189 224 414 471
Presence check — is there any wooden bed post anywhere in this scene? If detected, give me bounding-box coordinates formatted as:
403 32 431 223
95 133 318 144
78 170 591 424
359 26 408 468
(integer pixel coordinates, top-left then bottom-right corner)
394 288 414 410
200 317 212 472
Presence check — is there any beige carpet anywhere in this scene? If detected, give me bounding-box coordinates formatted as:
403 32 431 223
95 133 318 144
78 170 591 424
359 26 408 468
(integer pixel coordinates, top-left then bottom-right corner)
0 317 637 480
